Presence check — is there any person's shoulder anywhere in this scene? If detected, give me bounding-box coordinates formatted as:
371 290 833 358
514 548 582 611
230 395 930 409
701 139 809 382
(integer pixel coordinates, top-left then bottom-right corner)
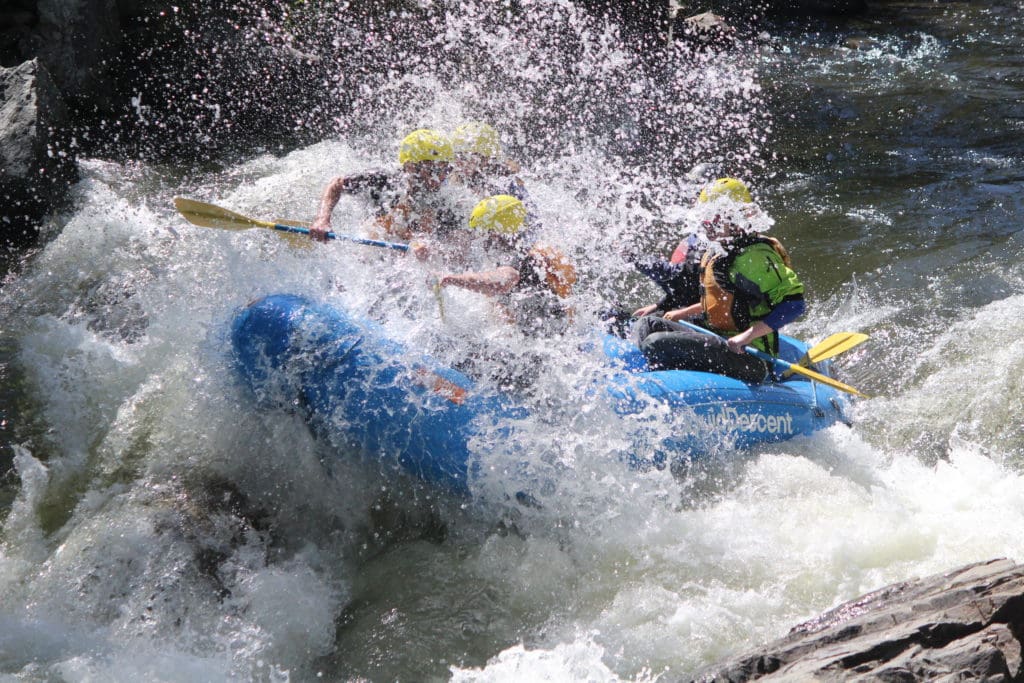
731 240 781 270
527 243 577 295
739 238 782 257
528 243 576 273
351 167 399 184
338 167 399 194
749 237 793 268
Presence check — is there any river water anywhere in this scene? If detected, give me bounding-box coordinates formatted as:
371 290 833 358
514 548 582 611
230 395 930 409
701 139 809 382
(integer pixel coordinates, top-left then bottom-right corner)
2 1 1024 681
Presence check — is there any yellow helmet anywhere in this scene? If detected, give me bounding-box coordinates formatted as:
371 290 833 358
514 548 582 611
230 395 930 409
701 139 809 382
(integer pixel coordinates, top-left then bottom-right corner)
451 122 501 158
698 177 752 204
398 129 454 165
469 195 526 234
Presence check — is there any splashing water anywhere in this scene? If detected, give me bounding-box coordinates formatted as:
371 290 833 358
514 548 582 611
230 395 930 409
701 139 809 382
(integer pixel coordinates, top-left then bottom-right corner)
4 1 1024 681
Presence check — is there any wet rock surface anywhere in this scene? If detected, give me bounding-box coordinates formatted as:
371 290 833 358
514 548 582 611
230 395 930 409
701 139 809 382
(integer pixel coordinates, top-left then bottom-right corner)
694 558 1024 682
0 58 75 247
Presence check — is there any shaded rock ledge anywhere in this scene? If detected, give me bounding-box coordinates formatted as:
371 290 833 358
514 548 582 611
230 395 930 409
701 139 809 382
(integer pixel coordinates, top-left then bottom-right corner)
694 558 1024 682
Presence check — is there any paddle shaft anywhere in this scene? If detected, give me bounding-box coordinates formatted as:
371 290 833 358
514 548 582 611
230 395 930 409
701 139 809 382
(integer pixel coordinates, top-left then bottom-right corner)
274 223 409 252
173 197 409 252
671 318 869 398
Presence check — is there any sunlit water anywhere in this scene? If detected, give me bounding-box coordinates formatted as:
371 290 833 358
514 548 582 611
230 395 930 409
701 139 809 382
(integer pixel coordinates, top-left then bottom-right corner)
3 2 1024 681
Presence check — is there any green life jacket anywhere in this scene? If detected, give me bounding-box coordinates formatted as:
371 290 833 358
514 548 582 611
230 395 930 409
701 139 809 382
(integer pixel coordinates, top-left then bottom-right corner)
699 235 804 355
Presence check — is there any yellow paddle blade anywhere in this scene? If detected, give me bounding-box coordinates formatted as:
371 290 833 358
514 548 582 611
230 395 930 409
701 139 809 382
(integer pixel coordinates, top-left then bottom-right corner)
783 332 870 377
806 332 869 363
173 197 275 231
784 361 870 399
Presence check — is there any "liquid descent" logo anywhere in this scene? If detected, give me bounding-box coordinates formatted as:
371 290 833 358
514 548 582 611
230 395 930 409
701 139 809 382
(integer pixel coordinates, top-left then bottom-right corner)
708 406 794 435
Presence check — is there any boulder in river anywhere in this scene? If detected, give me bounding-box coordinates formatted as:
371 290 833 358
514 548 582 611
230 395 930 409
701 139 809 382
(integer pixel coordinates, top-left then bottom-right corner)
696 558 1024 681
0 58 75 247
670 11 738 50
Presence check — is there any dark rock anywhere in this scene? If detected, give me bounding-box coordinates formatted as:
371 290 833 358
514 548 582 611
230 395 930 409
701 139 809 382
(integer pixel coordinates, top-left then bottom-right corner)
670 11 737 49
0 0 121 248
35 0 122 102
780 0 867 15
0 3 36 67
694 558 1024 681
728 0 867 17
95 3 336 161
0 58 76 247
844 35 882 51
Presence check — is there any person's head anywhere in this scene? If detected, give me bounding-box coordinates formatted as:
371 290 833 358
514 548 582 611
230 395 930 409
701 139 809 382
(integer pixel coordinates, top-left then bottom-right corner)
468 194 526 245
452 122 501 159
698 177 752 205
451 122 502 177
700 211 747 243
398 129 454 190
696 177 756 243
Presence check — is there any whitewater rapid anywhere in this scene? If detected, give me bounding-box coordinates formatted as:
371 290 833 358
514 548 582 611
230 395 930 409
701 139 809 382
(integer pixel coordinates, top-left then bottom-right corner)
4 1 1024 680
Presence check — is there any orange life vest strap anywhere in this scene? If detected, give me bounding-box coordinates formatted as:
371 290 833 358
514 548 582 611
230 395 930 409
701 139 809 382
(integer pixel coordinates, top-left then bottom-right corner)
529 245 577 299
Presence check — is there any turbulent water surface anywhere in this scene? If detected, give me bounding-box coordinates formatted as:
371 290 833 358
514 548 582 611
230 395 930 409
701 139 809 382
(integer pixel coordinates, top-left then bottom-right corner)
3 1 1024 681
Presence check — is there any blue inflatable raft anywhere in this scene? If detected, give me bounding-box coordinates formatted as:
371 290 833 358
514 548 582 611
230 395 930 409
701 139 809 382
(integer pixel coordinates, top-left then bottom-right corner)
231 294 851 494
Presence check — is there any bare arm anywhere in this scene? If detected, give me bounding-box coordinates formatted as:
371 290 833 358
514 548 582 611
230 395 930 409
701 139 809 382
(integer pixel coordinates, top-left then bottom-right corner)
438 267 520 296
727 321 774 354
632 302 660 317
309 176 348 241
663 303 703 322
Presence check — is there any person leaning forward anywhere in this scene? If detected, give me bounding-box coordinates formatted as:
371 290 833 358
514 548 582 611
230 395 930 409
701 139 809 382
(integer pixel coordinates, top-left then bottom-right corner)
632 179 805 383
308 129 460 246
436 194 576 338
449 122 530 203
632 177 758 319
